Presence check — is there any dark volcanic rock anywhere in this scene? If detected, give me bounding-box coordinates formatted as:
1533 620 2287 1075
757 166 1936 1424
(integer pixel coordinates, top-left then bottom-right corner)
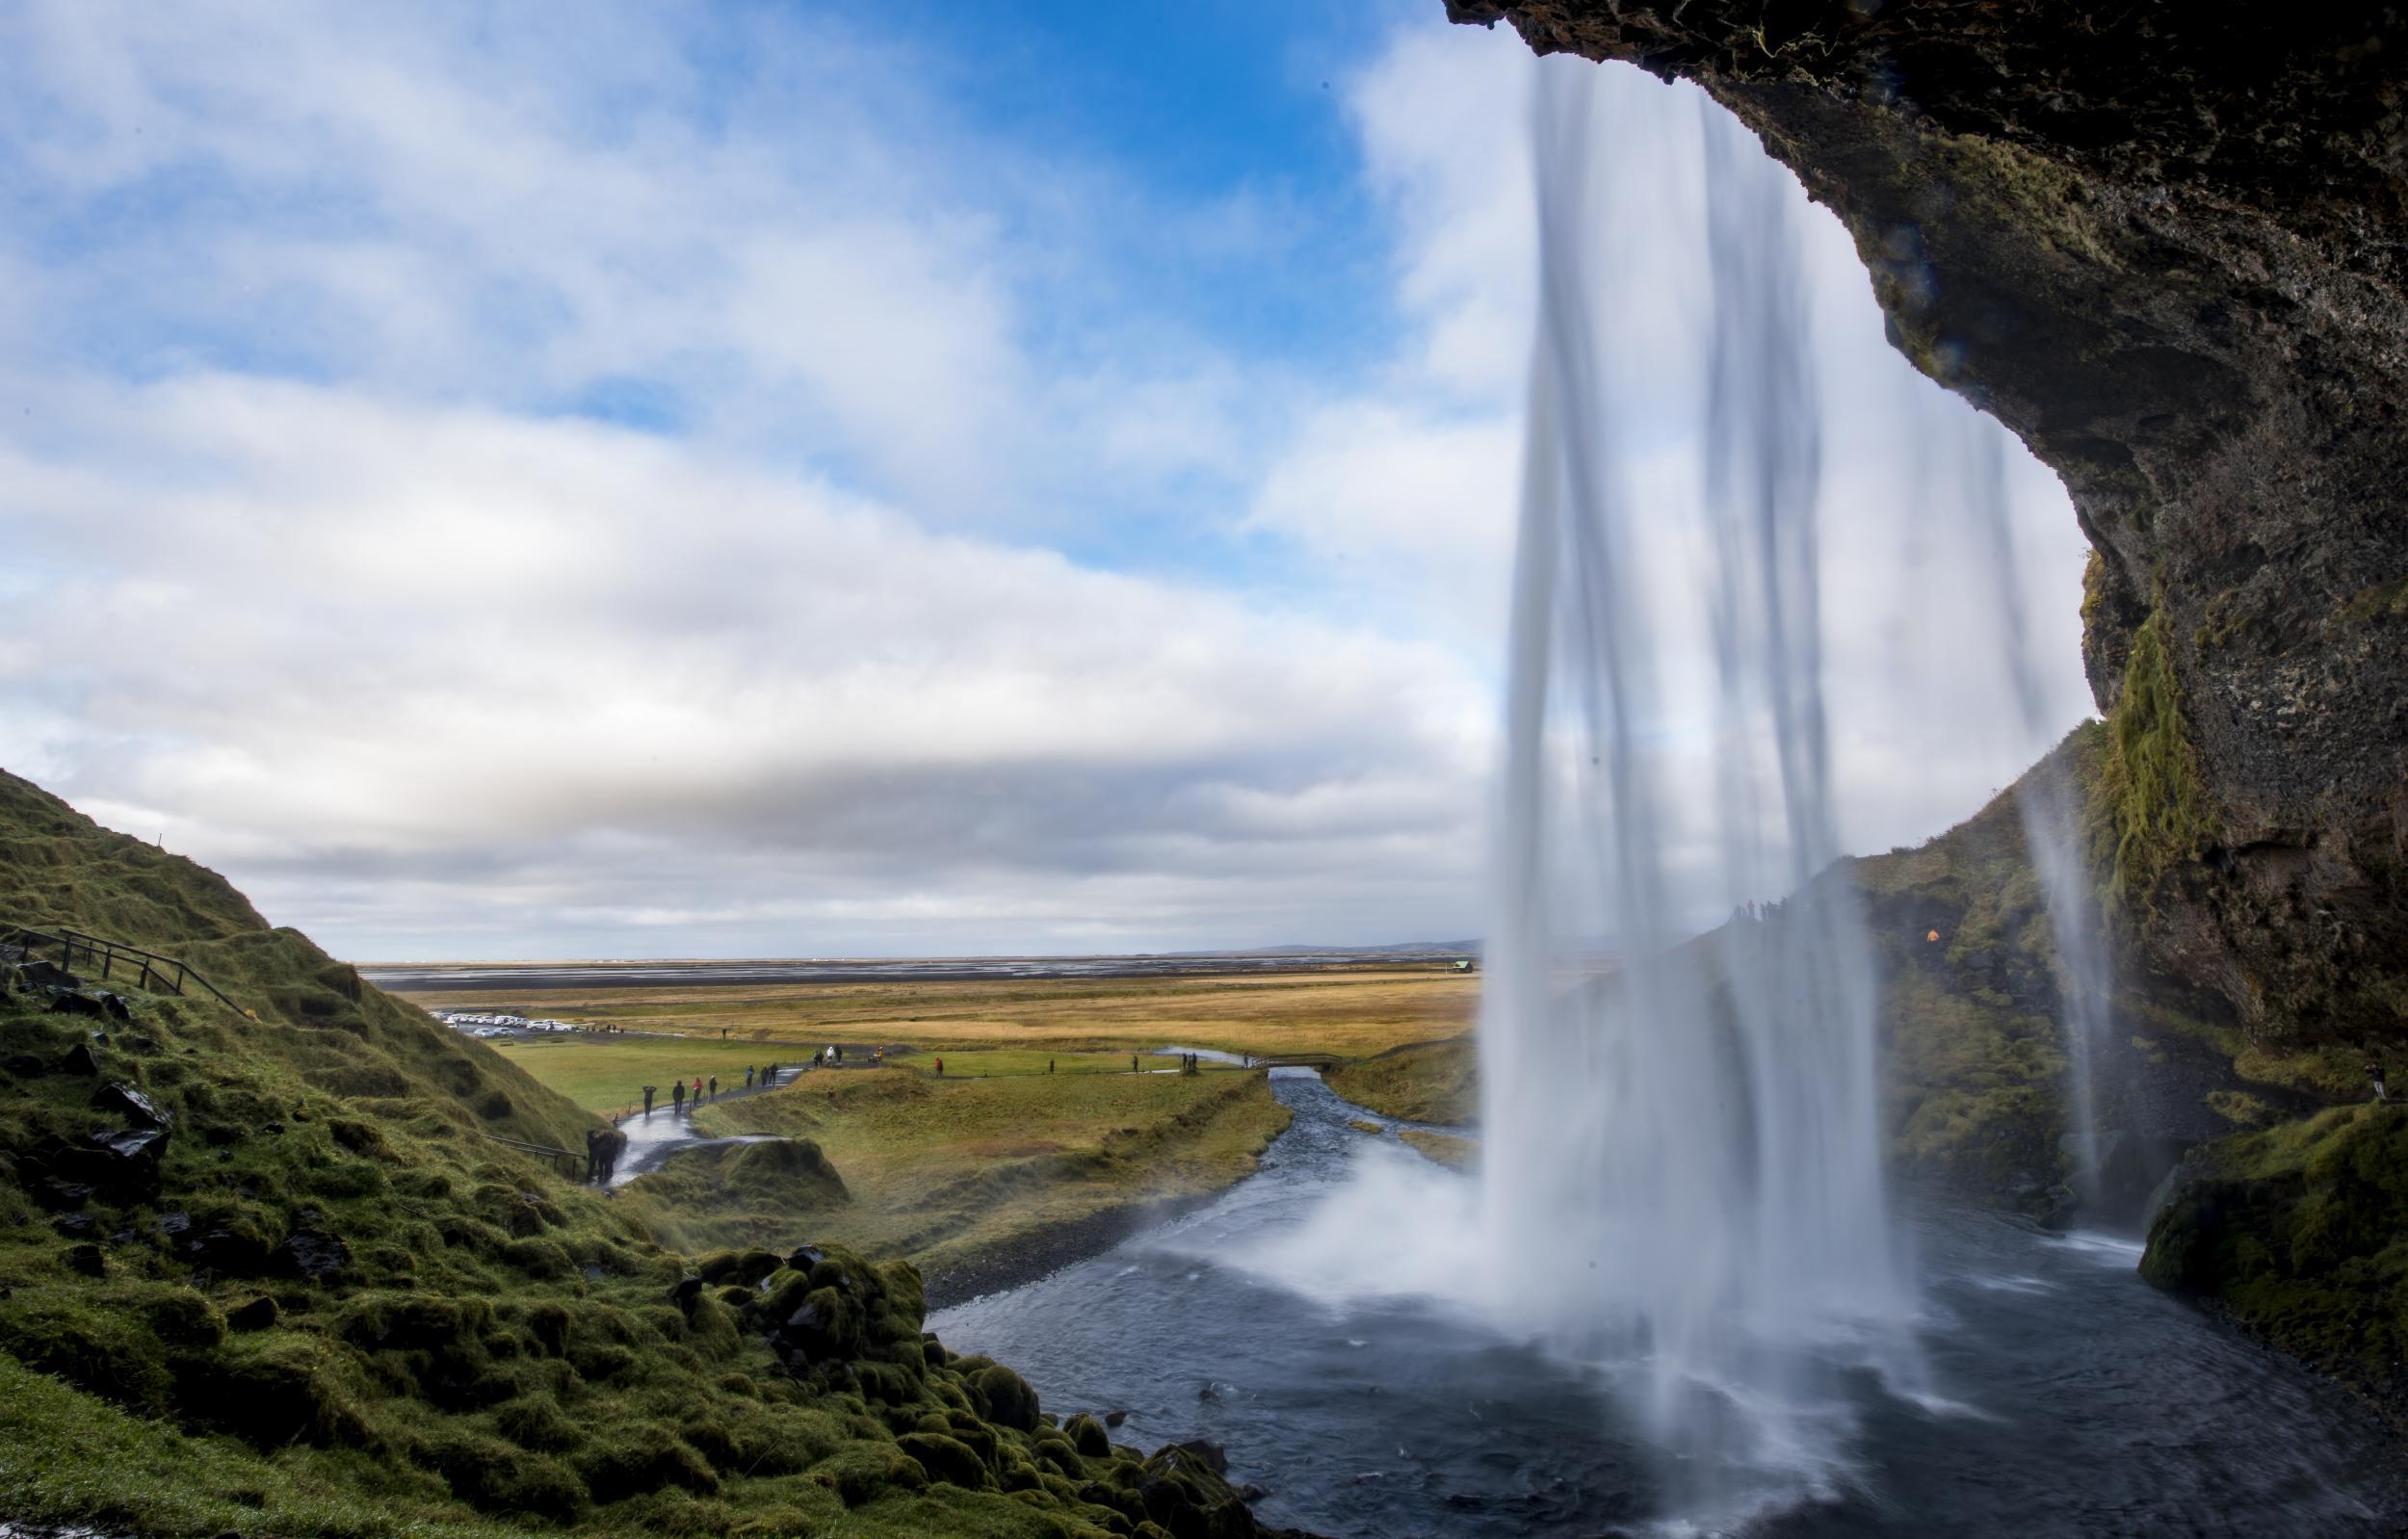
93 1082 170 1129
1452 2 2408 1048
56 1040 99 1076
19 959 80 990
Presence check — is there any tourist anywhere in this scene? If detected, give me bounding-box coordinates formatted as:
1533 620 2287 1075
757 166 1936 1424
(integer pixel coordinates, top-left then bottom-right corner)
692 1076 703 1105
745 1066 755 1089
2369 1060 2389 1103
707 1075 718 1100
671 1080 686 1114
584 1127 601 1183
1048 1057 1055 1075
642 1083 656 1117
1131 1055 1139 1074
935 1057 943 1077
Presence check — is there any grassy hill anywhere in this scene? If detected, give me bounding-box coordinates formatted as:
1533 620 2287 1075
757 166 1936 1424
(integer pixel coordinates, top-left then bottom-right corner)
0 771 1298 1539
0 770 591 1153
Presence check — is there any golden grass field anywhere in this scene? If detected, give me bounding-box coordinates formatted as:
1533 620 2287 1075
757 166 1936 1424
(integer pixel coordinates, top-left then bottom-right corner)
395 965 1479 1115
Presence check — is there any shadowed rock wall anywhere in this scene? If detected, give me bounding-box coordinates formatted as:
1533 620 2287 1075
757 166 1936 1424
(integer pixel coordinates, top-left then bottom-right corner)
1453 1 2408 1046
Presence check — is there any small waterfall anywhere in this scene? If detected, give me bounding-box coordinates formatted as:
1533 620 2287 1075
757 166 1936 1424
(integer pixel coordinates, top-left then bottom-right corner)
1479 66 1918 1514
1945 420 2115 1210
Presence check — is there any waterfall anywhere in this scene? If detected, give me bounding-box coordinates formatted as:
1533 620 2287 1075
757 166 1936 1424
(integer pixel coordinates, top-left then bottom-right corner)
1478 65 1920 1512
1944 418 2115 1210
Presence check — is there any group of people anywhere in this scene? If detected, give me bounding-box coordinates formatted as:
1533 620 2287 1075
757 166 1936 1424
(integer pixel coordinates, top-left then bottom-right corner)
638 1062 793 1119
582 1125 627 1183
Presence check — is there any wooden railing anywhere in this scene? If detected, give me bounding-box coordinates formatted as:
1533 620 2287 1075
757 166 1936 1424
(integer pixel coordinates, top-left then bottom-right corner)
482 1133 585 1178
1 922 248 1015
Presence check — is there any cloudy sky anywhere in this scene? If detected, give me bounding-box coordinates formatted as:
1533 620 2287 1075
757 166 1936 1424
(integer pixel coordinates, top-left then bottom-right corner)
0 2 2093 960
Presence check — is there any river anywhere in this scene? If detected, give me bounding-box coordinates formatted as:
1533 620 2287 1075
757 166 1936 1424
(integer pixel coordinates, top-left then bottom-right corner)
931 1072 2406 1537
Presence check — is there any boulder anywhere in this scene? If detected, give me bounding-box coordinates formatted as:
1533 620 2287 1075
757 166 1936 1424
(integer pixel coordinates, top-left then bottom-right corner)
972 1362 1040 1432
896 1431 991 1491
93 1082 171 1130
1065 1412 1112 1459
19 959 80 990
2 1053 43 1078
57 1041 101 1075
47 992 107 1019
65 1242 106 1279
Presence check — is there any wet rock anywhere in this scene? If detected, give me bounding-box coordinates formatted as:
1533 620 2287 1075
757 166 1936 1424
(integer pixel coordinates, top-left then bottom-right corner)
2 1053 42 1078
667 1274 705 1309
1168 1439 1229 1475
47 991 107 1020
1104 1408 1129 1427
159 1212 192 1238
20 959 80 990
26 1128 170 1204
56 1041 100 1076
51 1212 94 1239
93 1082 171 1129
65 1242 105 1278
226 1295 278 1334
277 1229 351 1282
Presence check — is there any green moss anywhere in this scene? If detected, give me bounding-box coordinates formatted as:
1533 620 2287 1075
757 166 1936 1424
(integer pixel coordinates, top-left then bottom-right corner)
2143 1108 2408 1396
2091 605 2216 917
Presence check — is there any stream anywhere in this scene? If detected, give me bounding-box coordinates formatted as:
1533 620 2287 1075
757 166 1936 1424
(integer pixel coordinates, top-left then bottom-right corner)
931 1072 2408 1537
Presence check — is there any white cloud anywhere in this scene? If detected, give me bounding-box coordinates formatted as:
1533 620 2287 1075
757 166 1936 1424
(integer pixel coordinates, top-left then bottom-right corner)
0 373 1490 954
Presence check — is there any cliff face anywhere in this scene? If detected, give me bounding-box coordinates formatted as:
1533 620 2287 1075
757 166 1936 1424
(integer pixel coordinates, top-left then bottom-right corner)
1452 2 2408 1049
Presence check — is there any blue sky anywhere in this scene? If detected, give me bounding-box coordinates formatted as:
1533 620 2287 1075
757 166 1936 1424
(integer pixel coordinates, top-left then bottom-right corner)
0 2 2094 959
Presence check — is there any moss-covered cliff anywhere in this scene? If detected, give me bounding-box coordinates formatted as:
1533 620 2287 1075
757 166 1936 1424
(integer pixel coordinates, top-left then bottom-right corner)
1451 0 2408 1055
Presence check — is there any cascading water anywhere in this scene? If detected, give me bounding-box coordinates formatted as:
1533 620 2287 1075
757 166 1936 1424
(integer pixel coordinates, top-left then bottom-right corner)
1478 65 1919 1517
1932 407 2115 1212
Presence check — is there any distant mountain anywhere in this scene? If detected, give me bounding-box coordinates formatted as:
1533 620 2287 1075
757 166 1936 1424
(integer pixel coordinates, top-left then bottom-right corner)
1198 940 1480 956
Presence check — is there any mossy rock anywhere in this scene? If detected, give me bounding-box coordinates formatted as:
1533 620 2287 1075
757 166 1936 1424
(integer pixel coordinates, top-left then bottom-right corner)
1064 1411 1112 1459
897 1430 993 1490
579 1422 719 1502
970 1362 1040 1432
808 1440 929 1507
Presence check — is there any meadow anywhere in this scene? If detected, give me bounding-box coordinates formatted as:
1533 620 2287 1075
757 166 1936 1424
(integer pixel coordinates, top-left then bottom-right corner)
407 967 1481 1296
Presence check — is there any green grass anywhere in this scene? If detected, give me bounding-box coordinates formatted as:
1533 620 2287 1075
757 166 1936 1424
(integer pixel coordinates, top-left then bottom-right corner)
674 1068 1292 1280
1323 1035 1477 1125
492 1037 1178 1118
0 770 594 1155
